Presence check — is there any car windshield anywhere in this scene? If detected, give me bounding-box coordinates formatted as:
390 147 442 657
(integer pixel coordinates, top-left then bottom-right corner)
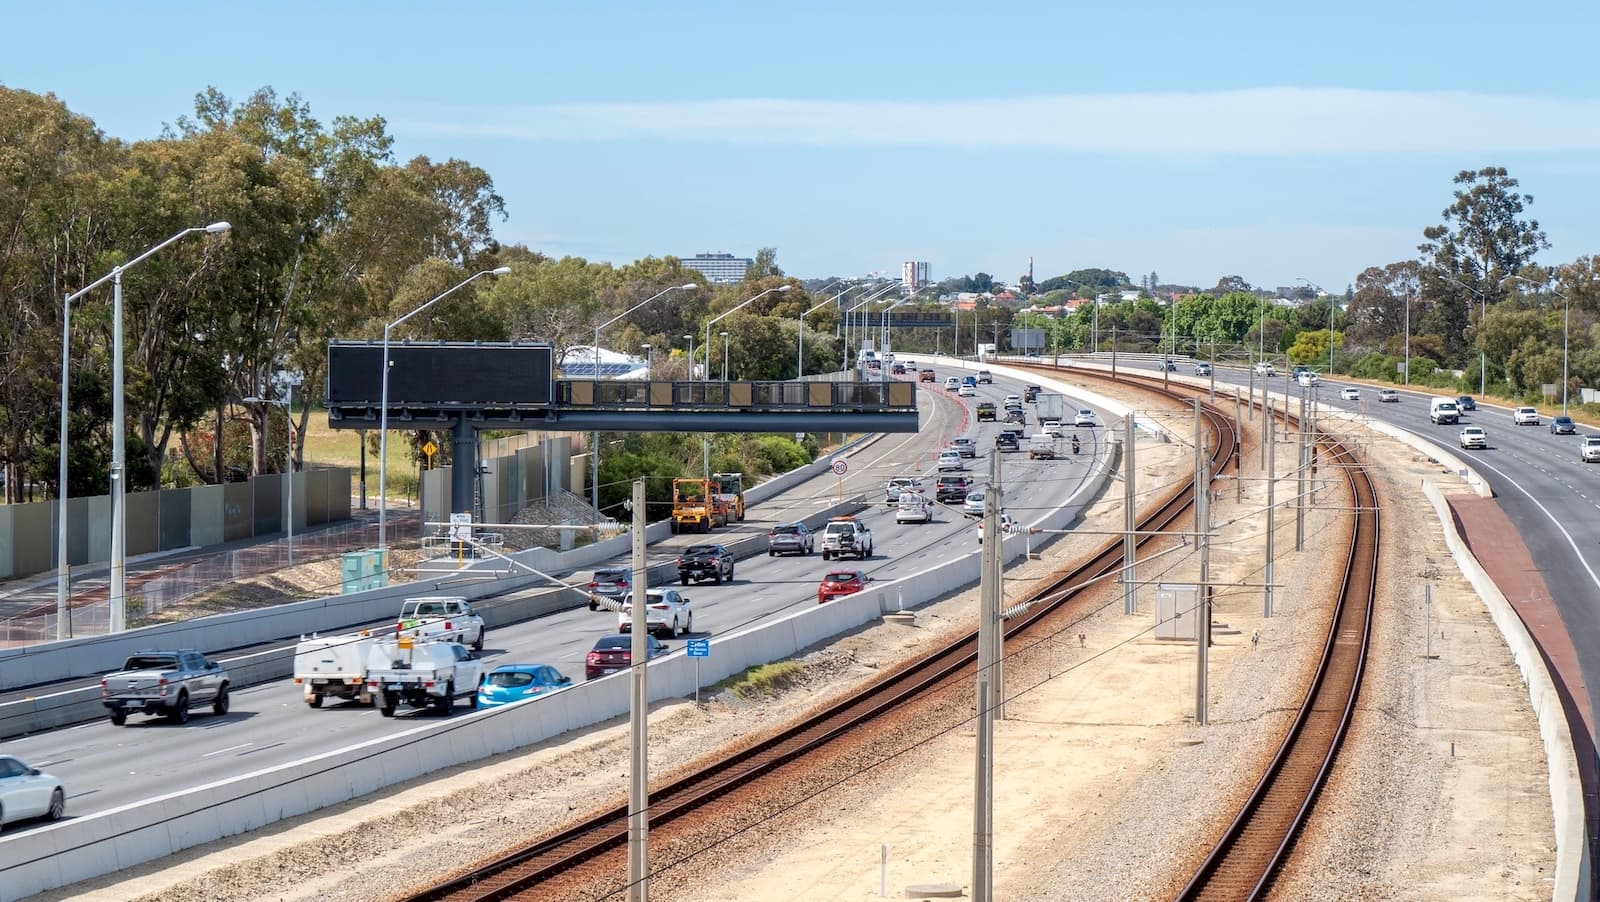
824 572 860 584
1556 417 1573 424
486 670 536 688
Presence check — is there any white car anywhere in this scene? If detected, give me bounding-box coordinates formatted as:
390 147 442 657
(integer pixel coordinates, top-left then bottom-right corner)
1296 372 1320 387
1513 407 1540 426
937 450 963 471
895 492 933 524
943 377 961 391
1040 419 1063 435
1459 426 1488 450
957 384 977 397
618 588 692 638
1073 409 1097 428
1340 387 1360 401
976 512 1019 544
1581 436 1600 463
962 489 986 517
1253 362 1276 376
0 754 65 828
1002 394 1022 406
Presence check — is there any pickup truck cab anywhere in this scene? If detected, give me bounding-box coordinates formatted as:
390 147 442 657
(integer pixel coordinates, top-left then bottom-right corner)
398 597 486 651
976 370 994 384
101 650 230 725
976 402 997 422
366 639 483 717
677 544 734 584
821 516 873 560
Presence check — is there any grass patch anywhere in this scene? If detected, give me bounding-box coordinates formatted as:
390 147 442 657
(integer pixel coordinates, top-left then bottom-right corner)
713 660 804 700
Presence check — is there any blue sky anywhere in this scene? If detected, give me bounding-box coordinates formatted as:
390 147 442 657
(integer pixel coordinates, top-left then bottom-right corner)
7 1 1599 292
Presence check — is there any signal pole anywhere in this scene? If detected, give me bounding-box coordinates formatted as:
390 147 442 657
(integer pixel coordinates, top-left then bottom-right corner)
628 478 649 901
972 451 1001 901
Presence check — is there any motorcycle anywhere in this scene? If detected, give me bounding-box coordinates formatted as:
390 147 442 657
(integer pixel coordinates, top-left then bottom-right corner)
1071 434 1081 455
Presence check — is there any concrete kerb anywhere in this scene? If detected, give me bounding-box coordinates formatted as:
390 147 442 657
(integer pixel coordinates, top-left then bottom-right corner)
1421 480 1586 902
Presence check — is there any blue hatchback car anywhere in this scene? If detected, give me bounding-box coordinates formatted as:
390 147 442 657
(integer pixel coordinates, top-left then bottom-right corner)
475 664 571 708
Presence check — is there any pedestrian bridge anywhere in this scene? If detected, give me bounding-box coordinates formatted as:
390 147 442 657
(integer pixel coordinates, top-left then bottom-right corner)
327 378 920 434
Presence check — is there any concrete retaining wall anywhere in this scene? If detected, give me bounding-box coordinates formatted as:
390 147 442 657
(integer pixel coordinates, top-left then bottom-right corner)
0 434 1121 900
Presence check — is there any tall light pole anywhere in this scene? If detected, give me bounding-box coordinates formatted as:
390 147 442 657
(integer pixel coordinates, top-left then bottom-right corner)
244 373 302 564
1403 285 1412 386
1437 272 1508 397
801 281 868 378
684 334 693 377
841 282 900 364
640 343 651 378
720 330 730 381
378 267 511 554
879 287 930 358
1511 274 1579 414
704 285 791 381
1296 278 1330 375
58 221 231 635
590 283 696 510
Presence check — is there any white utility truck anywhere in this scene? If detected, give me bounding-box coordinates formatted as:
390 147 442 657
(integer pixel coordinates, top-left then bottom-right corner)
397 596 486 651
294 630 383 707
365 637 484 717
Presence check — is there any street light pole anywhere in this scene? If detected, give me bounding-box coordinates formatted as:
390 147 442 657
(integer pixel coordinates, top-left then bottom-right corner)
378 266 510 555
1296 278 1330 375
721 331 730 381
799 286 858 378
704 284 792 382
59 221 230 634
244 374 301 564
591 283 696 510
1512 275 1579 414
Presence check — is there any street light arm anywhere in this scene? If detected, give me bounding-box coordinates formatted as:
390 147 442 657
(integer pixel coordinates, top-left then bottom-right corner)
386 267 510 334
65 223 231 303
596 283 698 335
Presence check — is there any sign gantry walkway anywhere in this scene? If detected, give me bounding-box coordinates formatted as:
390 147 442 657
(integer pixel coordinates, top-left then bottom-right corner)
324 340 921 515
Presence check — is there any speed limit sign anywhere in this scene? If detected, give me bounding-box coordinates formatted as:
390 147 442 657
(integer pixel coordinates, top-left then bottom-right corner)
830 459 848 476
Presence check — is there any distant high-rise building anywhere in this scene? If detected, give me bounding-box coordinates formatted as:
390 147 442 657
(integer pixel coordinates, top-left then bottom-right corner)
901 261 931 293
682 252 754 284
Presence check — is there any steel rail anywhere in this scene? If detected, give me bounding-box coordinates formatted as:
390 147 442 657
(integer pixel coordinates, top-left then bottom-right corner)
405 377 1236 902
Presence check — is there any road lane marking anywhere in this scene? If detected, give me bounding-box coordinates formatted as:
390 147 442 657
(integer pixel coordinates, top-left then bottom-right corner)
202 743 254 758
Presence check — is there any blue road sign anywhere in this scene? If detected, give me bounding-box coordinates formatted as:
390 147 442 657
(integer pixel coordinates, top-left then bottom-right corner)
686 638 710 657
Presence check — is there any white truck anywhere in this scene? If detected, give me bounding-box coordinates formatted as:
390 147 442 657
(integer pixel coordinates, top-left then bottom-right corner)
365 638 484 717
397 596 486 651
1035 393 1067 424
293 631 383 707
1029 433 1061 460
821 516 873 560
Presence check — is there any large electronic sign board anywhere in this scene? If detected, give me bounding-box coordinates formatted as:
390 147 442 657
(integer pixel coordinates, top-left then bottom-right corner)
327 342 554 407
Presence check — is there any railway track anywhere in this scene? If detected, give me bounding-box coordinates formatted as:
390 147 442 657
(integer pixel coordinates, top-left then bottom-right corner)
1173 426 1379 900
403 379 1237 902
1041 363 1382 900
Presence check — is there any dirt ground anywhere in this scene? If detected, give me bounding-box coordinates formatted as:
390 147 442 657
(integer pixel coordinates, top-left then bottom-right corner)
47 386 1555 902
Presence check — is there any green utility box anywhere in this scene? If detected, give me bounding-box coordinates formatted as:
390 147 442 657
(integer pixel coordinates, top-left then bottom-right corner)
341 548 388 593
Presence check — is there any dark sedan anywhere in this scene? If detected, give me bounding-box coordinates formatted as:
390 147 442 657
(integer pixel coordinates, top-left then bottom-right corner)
585 634 667 680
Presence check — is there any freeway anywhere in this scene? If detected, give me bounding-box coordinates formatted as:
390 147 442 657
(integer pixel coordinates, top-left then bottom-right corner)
1089 357 1600 739
0 367 1117 829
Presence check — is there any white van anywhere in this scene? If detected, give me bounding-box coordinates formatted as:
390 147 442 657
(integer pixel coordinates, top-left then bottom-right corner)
1428 397 1460 425
895 492 933 524
1028 433 1060 460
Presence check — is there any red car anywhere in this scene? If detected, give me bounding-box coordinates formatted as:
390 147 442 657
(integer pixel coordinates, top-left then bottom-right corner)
817 569 871 604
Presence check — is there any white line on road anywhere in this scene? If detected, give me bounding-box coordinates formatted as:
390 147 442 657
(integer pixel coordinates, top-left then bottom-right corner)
201 742 254 758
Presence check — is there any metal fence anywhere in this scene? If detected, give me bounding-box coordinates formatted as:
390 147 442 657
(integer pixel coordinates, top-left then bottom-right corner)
0 512 421 645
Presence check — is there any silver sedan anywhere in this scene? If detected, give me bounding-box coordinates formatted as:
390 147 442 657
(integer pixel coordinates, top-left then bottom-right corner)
0 754 65 829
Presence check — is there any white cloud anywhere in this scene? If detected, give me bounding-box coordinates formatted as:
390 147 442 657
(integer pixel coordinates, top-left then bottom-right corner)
395 88 1600 154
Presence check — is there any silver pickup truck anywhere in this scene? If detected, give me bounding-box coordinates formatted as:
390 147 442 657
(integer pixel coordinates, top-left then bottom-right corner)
100 649 231 726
